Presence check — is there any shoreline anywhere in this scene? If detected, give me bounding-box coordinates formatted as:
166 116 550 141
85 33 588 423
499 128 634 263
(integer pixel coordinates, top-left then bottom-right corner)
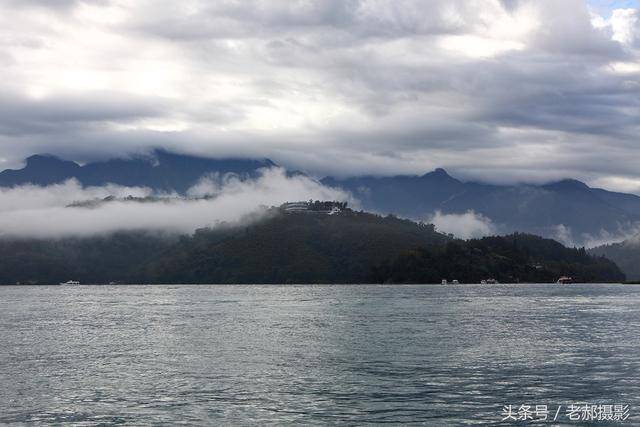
1 282 635 287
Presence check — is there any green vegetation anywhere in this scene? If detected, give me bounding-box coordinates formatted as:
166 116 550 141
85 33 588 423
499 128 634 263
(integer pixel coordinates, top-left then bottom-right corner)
0 232 178 285
0 210 625 285
143 210 448 283
589 240 640 281
373 233 625 284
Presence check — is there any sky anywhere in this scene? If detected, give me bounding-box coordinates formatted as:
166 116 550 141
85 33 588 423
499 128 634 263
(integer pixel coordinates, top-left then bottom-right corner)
0 0 639 190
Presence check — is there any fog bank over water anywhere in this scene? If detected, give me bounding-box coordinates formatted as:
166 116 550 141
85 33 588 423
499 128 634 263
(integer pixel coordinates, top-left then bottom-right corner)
0 168 352 238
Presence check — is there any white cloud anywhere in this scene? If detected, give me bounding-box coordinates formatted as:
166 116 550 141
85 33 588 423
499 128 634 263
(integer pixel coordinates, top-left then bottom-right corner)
427 210 495 239
552 222 640 248
553 224 574 246
591 175 640 193
0 179 151 212
609 8 639 45
0 168 354 238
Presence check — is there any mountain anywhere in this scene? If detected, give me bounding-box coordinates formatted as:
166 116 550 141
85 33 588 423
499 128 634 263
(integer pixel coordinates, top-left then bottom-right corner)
374 233 625 284
3 149 640 244
0 209 448 284
0 231 179 285
0 149 276 193
323 171 640 244
142 209 449 283
322 168 465 219
0 209 622 285
0 154 82 186
589 238 640 281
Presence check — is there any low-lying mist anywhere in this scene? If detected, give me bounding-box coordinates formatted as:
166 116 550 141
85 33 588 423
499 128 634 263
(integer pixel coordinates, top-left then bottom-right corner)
0 168 353 239
552 224 640 249
426 210 496 240
5 171 633 247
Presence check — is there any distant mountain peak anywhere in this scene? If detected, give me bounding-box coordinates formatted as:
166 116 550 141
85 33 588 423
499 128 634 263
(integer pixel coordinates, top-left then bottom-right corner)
25 154 78 167
26 153 56 161
433 167 448 176
0 149 278 192
544 178 590 191
422 167 458 182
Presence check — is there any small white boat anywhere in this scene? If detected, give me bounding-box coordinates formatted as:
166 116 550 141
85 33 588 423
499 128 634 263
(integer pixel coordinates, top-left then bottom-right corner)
441 279 448 285
556 276 573 284
60 280 80 285
452 279 459 285
480 280 487 285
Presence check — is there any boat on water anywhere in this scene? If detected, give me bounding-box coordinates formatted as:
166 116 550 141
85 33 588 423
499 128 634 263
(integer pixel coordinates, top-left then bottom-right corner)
441 279 448 285
60 280 80 285
452 279 459 285
556 276 573 284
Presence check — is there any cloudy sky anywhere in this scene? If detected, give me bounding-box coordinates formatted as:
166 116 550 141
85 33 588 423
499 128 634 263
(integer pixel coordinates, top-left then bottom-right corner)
0 0 639 190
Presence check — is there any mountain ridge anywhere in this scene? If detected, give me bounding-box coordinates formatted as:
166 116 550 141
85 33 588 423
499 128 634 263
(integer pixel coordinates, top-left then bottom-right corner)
322 170 640 244
0 149 277 193
2 150 640 245
589 237 640 280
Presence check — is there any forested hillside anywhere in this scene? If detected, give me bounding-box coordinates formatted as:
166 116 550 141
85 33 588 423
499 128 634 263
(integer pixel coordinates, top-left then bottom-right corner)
589 239 640 281
0 211 624 285
143 210 448 283
373 234 625 284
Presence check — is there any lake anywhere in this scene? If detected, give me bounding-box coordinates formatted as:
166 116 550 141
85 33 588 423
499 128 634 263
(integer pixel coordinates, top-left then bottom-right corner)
1 284 638 425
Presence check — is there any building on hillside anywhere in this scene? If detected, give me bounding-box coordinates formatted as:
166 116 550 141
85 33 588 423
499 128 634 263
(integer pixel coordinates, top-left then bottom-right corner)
281 201 311 212
280 200 347 214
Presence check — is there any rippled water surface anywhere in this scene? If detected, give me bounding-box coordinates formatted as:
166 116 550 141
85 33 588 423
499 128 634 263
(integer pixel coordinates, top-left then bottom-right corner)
1 284 639 425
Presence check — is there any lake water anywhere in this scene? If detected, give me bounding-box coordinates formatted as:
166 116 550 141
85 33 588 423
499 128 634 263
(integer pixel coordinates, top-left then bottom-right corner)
1 284 639 425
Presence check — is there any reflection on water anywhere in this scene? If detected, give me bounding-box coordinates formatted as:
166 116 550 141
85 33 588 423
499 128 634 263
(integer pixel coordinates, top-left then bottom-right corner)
1 284 639 425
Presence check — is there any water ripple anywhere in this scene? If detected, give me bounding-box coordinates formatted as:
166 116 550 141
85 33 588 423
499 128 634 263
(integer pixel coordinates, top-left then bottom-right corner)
1 284 639 425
